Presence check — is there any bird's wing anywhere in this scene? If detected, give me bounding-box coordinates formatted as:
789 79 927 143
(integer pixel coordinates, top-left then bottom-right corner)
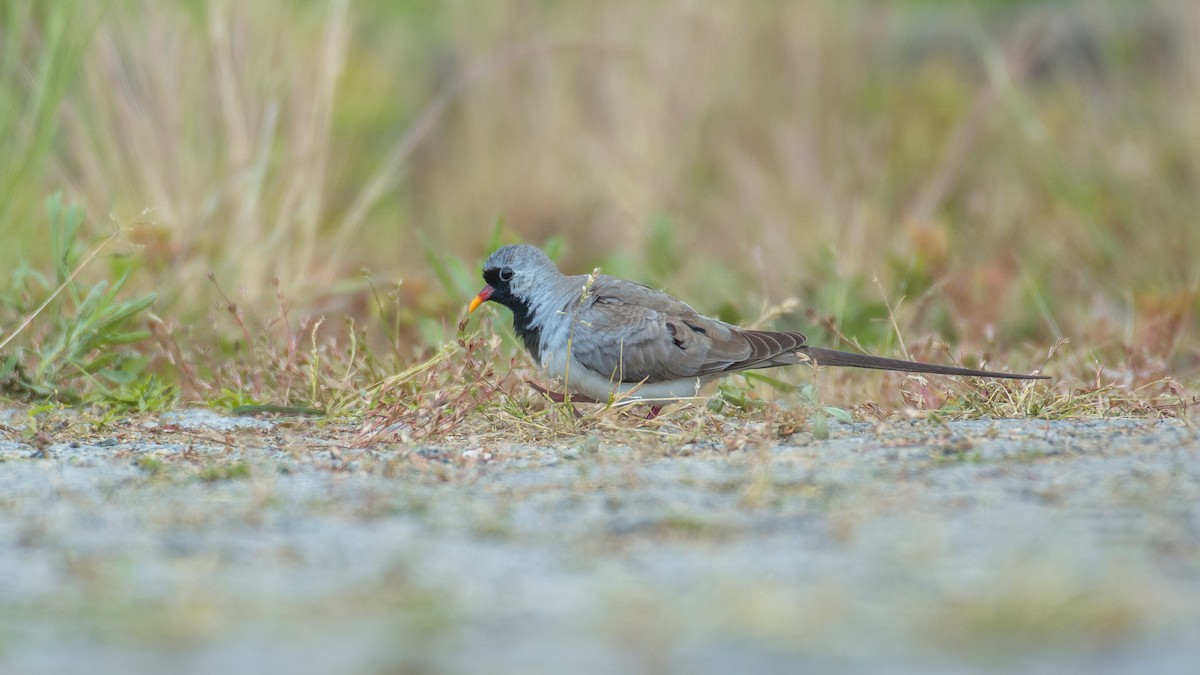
569 276 808 383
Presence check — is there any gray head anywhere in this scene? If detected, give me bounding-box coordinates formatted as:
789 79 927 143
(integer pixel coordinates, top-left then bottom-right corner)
467 244 565 314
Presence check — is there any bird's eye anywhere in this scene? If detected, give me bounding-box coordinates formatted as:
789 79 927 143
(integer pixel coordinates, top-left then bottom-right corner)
499 267 514 281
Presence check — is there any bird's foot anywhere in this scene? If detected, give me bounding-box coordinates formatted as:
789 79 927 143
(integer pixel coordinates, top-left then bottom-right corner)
525 381 598 405
525 381 661 420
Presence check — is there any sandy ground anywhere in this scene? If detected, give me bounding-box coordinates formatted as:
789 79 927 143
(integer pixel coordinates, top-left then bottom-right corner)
0 409 1197 674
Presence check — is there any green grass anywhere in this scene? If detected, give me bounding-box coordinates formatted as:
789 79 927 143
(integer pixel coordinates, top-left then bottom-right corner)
196 461 251 483
1 195 160 407
0 0 1196 430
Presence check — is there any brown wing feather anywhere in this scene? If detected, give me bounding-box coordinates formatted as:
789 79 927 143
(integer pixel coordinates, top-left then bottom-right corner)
721 329 809 372
570 276 759 383
568 276 816 383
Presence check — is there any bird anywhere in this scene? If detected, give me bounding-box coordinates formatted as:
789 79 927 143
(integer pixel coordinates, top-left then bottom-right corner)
467 244 1048 406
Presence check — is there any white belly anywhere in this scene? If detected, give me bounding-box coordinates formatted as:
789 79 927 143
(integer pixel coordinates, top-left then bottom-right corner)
539 349 704 402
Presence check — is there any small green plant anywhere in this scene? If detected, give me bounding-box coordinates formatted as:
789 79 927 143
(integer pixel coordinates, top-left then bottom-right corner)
0 195 157 406
208 388 267 412
105 374 179 413
795 383 853 440
707 378 763 413
197 461 251 483
135 456 166 477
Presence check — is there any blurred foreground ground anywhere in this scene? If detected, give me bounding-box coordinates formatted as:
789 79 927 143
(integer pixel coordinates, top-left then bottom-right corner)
0 410 1197 674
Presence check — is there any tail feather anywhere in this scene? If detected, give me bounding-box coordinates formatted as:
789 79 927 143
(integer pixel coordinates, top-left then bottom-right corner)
796 346 1049 380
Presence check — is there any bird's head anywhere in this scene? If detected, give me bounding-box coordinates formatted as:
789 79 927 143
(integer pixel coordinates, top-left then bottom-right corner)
468 244 560 313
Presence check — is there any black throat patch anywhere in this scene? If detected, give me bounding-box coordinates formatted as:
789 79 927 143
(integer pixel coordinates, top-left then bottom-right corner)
508 296 541 362
482 266 542 362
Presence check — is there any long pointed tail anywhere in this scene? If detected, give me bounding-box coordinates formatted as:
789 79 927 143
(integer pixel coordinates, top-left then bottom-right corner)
797 346 1049 380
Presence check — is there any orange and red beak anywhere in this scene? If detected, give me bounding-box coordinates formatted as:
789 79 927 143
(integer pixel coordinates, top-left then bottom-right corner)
468 285 494 313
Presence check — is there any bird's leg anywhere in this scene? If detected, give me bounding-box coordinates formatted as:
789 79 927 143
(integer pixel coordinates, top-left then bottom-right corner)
525 380 598 404
525 381 588 419
645 405 662 420
526 380 567 402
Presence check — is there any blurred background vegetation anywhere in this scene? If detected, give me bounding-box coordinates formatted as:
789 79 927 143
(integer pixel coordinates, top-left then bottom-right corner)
0 0 1196 411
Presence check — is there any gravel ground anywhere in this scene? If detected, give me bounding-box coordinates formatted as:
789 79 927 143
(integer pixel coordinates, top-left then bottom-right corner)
0 410 1197 674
